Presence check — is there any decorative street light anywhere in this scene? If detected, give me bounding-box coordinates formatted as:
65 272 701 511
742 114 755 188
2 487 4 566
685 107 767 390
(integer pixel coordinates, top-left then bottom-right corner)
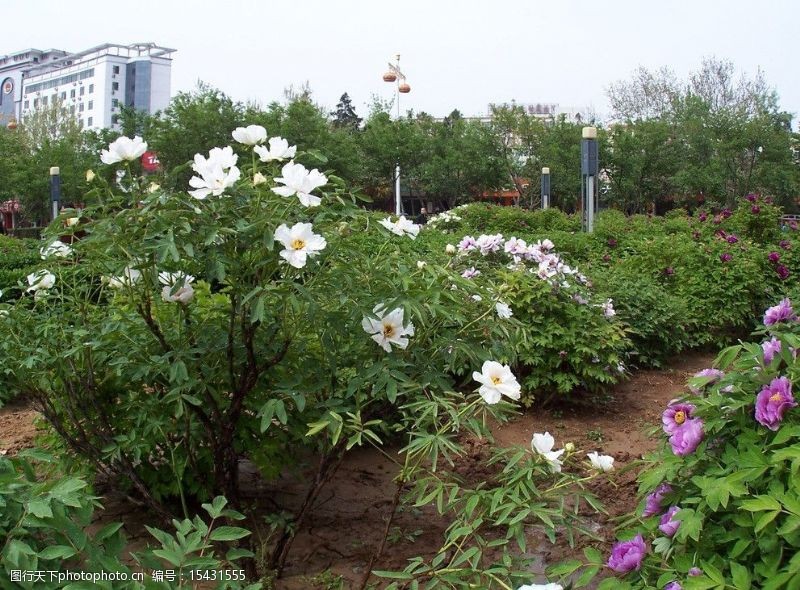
581 126 598 232
382 54 411 215
541 167 551 209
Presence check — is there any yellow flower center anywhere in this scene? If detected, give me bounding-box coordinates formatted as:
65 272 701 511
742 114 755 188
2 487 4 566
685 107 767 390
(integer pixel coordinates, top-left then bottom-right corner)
383 323 395 338
770 393 783 403
291 239 306 250
674 410 686 425
491 375 502 385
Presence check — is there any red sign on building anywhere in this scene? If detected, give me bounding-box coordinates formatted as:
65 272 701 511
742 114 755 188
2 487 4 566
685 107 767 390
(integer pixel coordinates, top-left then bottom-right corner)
141 151 161 172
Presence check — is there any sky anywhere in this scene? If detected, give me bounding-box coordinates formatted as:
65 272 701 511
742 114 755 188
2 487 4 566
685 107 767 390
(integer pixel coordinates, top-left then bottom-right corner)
4 0 798 124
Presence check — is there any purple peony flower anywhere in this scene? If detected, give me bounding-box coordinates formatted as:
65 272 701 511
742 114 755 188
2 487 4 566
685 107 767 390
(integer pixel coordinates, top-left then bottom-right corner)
776 264 790 280
692 231 701 240
603 254 611 263
643 483 673 517
752 205 761 214
662 401 696 434
607 238 618 248
762 337 782 364
721 208 731 218
669 418 704 456
768 251 781 263
746 193 757 202
755 376 796 431
664 266 674 276
727 235 739 244
690 368 725 394
659 506 682 537
607 534 647 573
458 235 477 252
715 229 727 239
790 221 799 231
461 267 480 279
720 252 732 262
779 240 791 250
689 567 703 576
764 299 796 326
765 196 774 204
665 582 682 590
698 212 708 222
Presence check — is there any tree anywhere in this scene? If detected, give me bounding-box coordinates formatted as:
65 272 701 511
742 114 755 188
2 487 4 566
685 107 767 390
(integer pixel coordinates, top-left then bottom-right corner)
331 92 362 131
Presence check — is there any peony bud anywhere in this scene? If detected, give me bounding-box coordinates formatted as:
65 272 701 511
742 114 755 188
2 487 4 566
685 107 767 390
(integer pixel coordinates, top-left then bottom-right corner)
253 172 267 186
445 244 456 255
85 169 95 182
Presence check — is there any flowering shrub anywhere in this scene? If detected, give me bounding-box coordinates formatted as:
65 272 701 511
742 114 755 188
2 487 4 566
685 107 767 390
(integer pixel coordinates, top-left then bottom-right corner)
555 298 800 590
0 129 526 574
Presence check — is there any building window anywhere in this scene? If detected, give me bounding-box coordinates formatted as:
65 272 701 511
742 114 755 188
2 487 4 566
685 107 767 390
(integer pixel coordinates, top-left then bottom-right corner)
112 98 119 108
79 103 84 112
80 86 85 96
33 98 39 107
88 83 94 94
70 88 75 98
112 81 119 91
88 100 93 110
111 114 119 125
60 91 66 100
24 100 29 109
42 96 48 106
69 105 75 114
113 65 120 75
87 117 93 127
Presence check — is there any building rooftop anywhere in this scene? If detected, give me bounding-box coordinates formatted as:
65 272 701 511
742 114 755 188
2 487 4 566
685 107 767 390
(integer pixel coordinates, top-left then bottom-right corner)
24 43 175 77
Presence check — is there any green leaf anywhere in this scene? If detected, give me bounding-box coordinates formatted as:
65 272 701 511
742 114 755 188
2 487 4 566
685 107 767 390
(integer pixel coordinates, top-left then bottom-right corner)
39 545 77 560
740 495 782 512
730 561 751 590
28 498 53 519
208 526 250 542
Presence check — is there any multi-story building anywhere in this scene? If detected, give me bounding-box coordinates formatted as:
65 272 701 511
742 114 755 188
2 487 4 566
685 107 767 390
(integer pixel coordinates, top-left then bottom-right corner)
0 42 175 130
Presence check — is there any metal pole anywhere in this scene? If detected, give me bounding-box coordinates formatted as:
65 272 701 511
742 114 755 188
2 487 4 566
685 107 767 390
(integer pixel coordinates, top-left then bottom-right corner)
581 127 598 232
50 166 61 221
541 167 550 209
395 164 402 215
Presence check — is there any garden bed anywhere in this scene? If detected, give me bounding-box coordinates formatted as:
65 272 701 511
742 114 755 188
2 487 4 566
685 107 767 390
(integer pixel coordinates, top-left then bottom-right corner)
0 351 716 588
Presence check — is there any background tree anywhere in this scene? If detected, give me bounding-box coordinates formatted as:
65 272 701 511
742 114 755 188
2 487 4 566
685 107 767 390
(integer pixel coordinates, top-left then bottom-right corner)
331 92 362 131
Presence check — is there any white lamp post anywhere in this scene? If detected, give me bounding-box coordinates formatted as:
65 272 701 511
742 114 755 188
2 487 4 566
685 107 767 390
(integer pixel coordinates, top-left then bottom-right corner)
581 126 598 232
382 54 411 216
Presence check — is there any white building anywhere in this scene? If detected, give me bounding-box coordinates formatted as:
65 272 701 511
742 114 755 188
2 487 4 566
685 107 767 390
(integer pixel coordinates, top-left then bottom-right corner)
0 42 175 131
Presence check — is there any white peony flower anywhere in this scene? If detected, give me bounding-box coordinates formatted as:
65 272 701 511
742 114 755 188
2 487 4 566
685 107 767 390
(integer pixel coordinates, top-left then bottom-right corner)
472 360 521 404
189 147 241 199
361 305 415 353
232 124 267 146
66 217 80 227
471 294 482 302
159 272 195 304
517 584 564 590
26 270 56 293
495 302 513 319
148 183 161 193
274 223 327 269
104 267 141 289
100 136 148 165
252 172 267 186
445 244 457 255
587 452 614 472
601 298 616 318
40 240 72 259
462 267 480 278
272 161 327 207
378 215 420 239
254 136 297 162
531 432 565 473
416 260 427 269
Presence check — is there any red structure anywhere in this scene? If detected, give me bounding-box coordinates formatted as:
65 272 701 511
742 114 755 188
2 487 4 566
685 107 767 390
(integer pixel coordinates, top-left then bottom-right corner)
0 199 20 231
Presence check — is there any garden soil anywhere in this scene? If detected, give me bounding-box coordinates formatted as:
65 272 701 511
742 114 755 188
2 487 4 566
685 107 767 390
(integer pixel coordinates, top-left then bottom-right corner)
0 351 716 589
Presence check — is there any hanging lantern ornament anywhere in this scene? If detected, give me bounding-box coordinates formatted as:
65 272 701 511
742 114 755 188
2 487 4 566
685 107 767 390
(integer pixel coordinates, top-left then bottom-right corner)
383 70 397 82
398 82 411 93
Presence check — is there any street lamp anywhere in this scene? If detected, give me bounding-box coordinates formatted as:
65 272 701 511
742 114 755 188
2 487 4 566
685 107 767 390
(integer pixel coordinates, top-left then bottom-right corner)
581 126 598 232
382 54 411 216
541 167 551 209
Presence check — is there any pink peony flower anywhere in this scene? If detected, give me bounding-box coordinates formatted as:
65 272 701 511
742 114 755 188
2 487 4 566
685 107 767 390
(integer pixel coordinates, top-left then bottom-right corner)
762 337 782 364
755 376 796 430
768 251 781 263
658 506 681 537
662 402 696 434
665 583 682 590
752 205 761 214
776 264 790 280
689 567 703 576
746 193 757 203
726 235 739 244
607 534 647 573
764 299 796 326
669 418 704 456
779 240 791 250
722 208 732 219
720 252 732 263
643 483 673 517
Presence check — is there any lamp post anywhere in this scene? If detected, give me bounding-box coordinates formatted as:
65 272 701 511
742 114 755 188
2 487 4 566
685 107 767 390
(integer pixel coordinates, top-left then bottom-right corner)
581 126 598 232
541 167 550 209
382 54 411 216
50 166 61 221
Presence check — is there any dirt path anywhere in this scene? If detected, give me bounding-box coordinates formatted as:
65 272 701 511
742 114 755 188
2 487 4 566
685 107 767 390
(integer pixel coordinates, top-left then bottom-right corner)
0 351 717 589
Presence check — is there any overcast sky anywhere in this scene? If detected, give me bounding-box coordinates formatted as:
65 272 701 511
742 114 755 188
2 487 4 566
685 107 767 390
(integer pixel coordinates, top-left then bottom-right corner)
5 0 798 124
